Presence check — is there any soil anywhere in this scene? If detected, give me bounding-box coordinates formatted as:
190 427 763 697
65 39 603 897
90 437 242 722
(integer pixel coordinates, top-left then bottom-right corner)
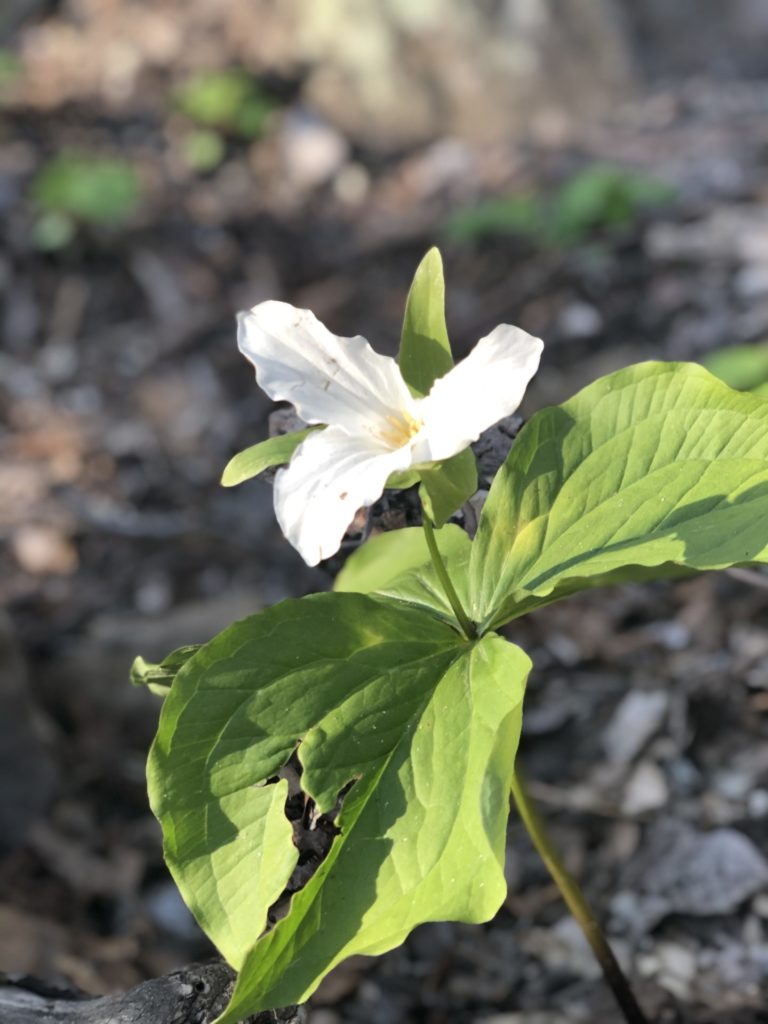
3 6 768 1023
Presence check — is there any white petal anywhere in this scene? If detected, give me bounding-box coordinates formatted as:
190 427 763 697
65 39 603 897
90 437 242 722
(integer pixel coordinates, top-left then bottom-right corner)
238 301 416 435
411 324 543 463
274 427 415 566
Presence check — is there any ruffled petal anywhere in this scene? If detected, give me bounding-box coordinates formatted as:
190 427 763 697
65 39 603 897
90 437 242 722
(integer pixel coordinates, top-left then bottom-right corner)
238 301 417 436
411 324 543 463
274 426 415 566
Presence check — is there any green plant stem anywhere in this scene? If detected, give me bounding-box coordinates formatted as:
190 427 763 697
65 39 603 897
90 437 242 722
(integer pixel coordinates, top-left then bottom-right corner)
510 771 648 1024
421 516 476 640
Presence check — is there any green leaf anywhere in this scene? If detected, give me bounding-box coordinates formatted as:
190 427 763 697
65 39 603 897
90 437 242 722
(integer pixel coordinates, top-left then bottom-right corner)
419 447 478 526
31 153 141 226
148 593 529 1018
399 247 454 396
442 166 673 249
385 468 421 489
442 194 544 244
335 524 471 622
549 164 673 245
701 343 768 393
182 129 226 173
221 636 527 1017
470 361 768 630
130 645 201 697
32 211 76 252
175 69 276 138
221 429 316 487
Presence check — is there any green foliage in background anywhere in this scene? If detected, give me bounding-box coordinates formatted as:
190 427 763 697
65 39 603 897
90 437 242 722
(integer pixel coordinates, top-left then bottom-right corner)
444 163 674 247
173 69 277 174
175 69 276 139
181 129 227 173
443 194 543 245
30 152 141 250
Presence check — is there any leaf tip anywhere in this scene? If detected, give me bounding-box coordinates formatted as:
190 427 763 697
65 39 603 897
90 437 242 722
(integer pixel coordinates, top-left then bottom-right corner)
220 456 242 488
418 245 443 274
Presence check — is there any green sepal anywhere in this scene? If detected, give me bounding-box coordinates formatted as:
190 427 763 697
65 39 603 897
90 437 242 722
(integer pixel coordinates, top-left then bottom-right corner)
221 428 317 487
419 448 478 526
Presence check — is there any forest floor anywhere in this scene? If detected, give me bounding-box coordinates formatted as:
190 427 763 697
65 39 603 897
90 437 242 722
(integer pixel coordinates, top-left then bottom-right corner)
4 10 768 1021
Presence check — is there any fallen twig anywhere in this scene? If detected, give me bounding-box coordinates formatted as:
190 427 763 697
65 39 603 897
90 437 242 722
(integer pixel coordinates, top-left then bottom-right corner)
0 961 303 1024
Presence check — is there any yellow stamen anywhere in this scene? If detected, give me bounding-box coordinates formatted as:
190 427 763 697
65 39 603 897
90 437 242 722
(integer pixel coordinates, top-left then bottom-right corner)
378 410 422 448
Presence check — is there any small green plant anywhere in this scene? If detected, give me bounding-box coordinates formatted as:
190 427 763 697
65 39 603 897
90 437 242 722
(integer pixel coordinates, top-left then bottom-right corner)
139 250 768 1024
175 69 275 139
181 128 227 174
173 69 276 174
444 163 674 247
443 193 544 245
30 152 141 249
551 163 673 244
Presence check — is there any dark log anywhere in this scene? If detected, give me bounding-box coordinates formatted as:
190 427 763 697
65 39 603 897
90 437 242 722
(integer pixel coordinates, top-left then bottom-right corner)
0 962 303 1024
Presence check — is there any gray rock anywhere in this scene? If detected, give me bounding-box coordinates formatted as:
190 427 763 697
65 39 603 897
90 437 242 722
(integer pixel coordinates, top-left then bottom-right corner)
603 690 669 765
293 0 634 146
521 915 603 980
0 0 45 40
557 301 604 340
280 109 349 191
622 760 670 816
734 263 768 299
646 206 768 263
89 588 266 661
144 882 202 942
615 819 768 934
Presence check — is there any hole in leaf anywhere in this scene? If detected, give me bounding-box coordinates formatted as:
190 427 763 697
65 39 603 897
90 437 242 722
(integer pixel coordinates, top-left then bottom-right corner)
266 752 356 927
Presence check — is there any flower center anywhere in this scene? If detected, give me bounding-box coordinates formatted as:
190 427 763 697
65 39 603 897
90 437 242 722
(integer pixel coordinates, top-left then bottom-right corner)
378 410 422 448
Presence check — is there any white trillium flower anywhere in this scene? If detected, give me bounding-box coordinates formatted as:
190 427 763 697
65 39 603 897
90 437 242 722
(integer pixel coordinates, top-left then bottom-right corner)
237 300 543 566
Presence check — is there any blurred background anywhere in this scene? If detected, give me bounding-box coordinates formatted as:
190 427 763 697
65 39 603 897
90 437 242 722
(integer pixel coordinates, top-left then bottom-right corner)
4 2 768 1021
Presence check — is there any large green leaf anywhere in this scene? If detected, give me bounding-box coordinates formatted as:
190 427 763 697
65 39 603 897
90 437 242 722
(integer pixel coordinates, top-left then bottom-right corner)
334 524 471 622
220 632 528 1019
148 593 530 1018
471 361 768 630
398 247 453 396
